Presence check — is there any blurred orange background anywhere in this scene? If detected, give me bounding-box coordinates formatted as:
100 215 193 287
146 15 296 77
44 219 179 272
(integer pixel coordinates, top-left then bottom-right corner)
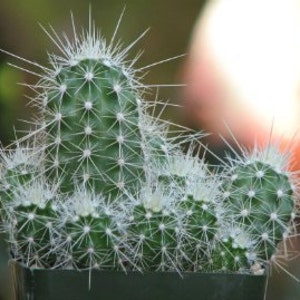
182 0 300 173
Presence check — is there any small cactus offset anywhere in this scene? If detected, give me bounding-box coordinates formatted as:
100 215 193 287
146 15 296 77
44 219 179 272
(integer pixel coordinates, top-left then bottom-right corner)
128 192 180 272
0 10 299 282
58 189 129 270
0 144 41 205
221 146 297 264
5 179 59 268
207 227 256 273
0 143 42 225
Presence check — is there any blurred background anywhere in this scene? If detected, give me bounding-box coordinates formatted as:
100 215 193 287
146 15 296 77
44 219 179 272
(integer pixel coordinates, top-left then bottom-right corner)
0 0 300 299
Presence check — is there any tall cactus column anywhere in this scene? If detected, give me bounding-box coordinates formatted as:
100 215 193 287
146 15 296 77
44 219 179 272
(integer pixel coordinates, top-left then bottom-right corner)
44 51 145 196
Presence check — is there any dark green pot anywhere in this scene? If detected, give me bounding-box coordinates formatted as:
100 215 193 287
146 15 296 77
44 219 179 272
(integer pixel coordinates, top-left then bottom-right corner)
11 261 267 300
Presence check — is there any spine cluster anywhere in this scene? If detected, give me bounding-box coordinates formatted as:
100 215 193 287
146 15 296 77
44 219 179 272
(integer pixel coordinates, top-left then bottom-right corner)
0 15 298 276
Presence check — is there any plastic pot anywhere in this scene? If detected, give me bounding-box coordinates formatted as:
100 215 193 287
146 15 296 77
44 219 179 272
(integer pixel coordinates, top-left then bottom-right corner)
10 261 267 300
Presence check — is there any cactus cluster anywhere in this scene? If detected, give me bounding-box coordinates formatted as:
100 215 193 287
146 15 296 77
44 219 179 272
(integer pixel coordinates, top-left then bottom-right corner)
0 14 298 278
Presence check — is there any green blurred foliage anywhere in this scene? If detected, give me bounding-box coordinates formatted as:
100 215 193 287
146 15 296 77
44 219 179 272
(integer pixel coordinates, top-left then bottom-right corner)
0 64 24 144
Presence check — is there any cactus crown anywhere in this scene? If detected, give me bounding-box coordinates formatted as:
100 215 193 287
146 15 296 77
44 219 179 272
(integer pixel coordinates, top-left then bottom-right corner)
0 11 298 278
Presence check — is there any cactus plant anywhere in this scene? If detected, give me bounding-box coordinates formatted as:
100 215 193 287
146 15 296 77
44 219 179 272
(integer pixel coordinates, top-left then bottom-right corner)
221 145 297 265
38 25 157 197
0 11 298 292
57 188 129 271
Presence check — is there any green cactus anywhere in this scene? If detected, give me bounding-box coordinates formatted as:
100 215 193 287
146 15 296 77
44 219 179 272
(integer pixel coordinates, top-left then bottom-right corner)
128 187 179 271
0 146 39 195
43 51 148 197
59 190 128 270
222 146 296 262
7 180 58 268
0 144 41 224
0 11 298 281
30 13 183 201
178 193 219 271
207 234 252 273
157 149 207 194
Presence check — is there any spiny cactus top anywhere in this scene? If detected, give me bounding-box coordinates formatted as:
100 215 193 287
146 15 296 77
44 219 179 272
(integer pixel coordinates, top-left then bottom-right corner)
0 11 299 278
25 14 176 198
220 145 298 266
